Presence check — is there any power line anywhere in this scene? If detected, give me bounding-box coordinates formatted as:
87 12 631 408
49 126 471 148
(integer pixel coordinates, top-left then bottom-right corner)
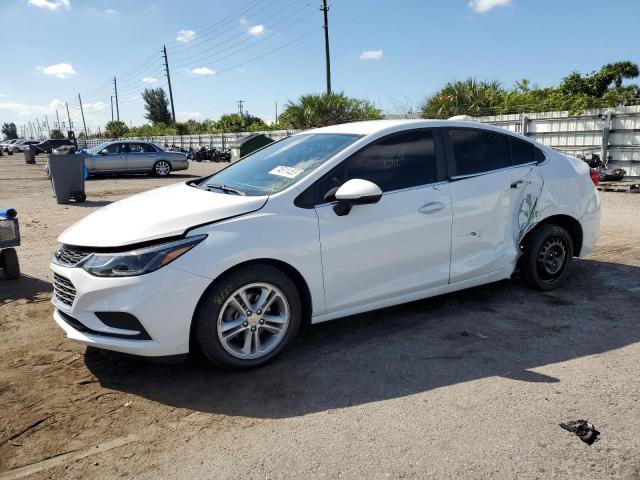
174 27 322 85
171 5 315 70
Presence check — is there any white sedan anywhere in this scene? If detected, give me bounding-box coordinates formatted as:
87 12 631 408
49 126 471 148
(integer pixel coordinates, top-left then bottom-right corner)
50 120 600 368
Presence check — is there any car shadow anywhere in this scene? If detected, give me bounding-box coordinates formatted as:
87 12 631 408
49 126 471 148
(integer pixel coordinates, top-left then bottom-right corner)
84 258 640 419
0 274 52 304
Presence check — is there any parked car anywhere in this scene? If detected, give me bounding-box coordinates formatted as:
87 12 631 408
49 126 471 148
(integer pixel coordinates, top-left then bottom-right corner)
50 120 600 368
82 141 188 176
11 139 40 152
1 139 21 152
34 138 76 154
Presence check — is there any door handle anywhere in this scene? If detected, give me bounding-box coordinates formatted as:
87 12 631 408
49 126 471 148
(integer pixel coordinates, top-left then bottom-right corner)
419 202 446 214
511 180 528 189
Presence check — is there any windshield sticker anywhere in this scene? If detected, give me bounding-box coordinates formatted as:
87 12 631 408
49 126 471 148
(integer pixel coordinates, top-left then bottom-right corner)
269 166 303 179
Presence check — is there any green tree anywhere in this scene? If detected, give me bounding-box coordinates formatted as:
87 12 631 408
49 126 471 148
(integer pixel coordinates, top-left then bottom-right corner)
603 61 640 89
105 121 129 138
49 129 65 139
141 88 172 124
1 122 18 139
279 92 382 129
421 79 504 119
216 112 266 132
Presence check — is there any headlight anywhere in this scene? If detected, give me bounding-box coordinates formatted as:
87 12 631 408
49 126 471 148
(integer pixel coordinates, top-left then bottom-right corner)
81 234 206 277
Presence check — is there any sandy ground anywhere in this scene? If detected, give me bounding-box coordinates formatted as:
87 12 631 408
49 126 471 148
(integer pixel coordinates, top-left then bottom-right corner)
0 152 639 479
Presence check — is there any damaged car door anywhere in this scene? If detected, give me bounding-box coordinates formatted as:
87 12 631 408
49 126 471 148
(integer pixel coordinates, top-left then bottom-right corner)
446 128 544 283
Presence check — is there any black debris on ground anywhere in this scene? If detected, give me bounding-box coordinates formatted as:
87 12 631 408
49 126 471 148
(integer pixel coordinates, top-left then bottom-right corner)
560 420 600 445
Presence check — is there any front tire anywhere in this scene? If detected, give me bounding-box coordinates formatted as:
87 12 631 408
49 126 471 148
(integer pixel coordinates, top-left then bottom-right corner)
1 248 20 280
521 224 573 291
195 265 302 369
153 160 172 177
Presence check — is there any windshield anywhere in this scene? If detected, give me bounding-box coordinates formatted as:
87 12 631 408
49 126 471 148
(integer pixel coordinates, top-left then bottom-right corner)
199 133 361 196
87 142 111 154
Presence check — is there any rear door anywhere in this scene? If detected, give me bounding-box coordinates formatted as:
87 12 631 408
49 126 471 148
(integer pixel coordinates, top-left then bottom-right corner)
445 128 516 283
313 129 452 313
126 143 157 171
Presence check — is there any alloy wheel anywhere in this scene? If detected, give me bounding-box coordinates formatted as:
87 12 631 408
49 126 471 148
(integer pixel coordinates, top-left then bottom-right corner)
216 282 290 360
155 161 170 176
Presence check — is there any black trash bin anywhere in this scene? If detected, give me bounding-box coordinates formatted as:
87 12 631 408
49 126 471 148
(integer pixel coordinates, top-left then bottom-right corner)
230 134 274 163
24 146 36 165
47 153 86 204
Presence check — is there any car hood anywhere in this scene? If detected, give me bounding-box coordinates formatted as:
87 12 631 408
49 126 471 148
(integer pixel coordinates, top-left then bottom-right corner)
58 182 268 248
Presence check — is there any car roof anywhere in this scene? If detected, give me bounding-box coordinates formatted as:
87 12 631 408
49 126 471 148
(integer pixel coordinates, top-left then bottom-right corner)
304 119 534 142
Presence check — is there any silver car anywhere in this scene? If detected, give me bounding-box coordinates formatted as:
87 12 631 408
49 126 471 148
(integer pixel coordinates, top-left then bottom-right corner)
84 141 189 177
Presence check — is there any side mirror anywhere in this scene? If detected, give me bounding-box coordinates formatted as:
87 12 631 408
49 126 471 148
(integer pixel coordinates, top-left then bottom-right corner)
333 179 382 216
100 149 108 155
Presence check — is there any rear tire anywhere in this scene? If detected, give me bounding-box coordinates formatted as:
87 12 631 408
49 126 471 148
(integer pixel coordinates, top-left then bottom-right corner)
521 224 573 291
195 265 302 369
1 248 20 280
153 160 172 177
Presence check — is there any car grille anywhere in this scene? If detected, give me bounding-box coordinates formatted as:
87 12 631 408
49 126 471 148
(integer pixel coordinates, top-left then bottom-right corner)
53 273 76 308
54 247 90 266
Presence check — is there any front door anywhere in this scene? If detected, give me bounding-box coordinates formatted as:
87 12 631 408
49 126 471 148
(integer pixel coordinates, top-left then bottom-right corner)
126 142 157 170
93 142 126 171
313 129 452 313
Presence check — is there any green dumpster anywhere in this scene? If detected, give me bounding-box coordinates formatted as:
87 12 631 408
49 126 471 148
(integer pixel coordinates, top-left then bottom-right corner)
230 134 274 163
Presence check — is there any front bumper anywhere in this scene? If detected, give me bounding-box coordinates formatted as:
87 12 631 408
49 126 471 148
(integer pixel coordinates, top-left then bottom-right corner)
50 262 211 356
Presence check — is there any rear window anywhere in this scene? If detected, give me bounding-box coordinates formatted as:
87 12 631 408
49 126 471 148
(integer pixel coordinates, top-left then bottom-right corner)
449 129 510 176
510 138 535 165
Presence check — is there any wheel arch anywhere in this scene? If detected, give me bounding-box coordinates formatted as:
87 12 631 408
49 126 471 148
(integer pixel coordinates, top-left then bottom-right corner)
188 258 313 351
523 214 584 256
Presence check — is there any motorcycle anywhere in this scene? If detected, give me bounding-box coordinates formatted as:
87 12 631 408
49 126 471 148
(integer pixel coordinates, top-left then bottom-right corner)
576 153 626 182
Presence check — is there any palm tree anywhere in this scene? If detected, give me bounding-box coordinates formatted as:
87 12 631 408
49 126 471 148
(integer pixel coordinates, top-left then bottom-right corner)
279 92 382 129
604 61 640 89
420 79 505 119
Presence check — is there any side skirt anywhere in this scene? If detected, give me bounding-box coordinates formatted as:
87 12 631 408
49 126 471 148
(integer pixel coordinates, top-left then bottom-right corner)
310 264 514 324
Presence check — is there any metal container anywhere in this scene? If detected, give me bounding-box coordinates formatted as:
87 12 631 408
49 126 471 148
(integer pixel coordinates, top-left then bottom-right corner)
230 134 274 163
47 154 87 204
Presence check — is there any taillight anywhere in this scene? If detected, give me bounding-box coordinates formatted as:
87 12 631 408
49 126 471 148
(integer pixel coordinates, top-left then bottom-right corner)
589 168 600 186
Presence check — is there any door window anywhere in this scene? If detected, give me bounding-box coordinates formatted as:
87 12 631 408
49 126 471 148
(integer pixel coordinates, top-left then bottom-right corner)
449 129 510 176
104 143 121 154
509 137 536 165
314 130 439 203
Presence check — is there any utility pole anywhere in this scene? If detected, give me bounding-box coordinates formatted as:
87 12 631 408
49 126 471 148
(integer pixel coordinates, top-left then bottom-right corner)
321 0 332 94
113 76 120 122
275 100 278 125
237 100 245 117
78 93 89 141
45 115 51 137
55 110 61 130
65 102 72 131
36 118 43 139
110 96 114 122
163 45 176 123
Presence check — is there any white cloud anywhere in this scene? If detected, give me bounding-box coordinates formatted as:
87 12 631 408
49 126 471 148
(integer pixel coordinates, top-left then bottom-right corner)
468 0 512 13
105 8 118 14
239 17 248 26
178 111 203 120
37 62 77 79
83 101 107 113
49 99 65 109
248 24 265 36
188 67 215 76
142 77 158 84
176 29 196 43
360 50 383 60
28 0 70 11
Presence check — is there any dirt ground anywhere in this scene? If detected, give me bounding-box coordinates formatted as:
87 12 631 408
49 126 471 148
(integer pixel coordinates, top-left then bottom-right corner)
1 152 639 479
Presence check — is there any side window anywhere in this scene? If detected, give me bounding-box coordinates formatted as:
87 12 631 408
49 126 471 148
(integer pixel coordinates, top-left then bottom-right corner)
449 129 510 176
315 130 439 202
127 144 141 153
509 137 535 165
141 143 157 152
104 143 120 154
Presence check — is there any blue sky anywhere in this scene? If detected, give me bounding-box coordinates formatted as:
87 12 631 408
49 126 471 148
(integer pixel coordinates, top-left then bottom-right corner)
1 0 639 134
